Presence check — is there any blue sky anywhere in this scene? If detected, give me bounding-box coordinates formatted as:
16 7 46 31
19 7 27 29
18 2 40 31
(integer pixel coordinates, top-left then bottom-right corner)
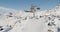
0 0 60 11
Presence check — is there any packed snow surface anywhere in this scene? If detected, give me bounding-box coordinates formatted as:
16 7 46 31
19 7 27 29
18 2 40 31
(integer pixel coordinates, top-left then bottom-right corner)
0 4 60 32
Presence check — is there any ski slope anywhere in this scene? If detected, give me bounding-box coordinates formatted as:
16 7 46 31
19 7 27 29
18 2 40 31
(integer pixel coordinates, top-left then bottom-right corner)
0 4 60 32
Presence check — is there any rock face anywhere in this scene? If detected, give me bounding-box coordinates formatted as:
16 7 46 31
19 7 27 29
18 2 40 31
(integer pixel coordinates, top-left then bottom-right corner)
0 4 60 32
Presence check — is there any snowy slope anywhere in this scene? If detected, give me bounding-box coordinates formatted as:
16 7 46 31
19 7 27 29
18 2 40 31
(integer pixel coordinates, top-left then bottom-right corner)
0 4 60 32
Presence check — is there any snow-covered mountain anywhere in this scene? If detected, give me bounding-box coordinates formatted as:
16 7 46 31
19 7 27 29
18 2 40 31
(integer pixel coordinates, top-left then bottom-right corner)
0 4 60 32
